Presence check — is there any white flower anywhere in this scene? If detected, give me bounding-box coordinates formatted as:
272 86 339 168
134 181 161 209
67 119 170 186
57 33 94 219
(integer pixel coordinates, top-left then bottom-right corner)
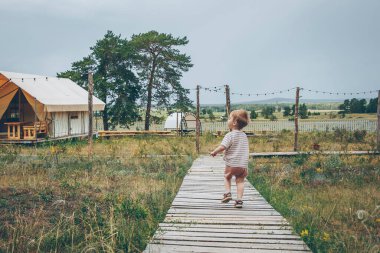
356 210 368 220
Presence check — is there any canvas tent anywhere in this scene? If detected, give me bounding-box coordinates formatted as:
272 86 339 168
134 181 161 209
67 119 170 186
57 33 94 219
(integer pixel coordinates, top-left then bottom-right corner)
0 71 105 141
164 112 198 132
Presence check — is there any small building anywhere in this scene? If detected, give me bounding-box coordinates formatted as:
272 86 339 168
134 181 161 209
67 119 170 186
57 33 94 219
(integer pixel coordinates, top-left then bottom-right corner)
0 71 105 143
164 112 199 133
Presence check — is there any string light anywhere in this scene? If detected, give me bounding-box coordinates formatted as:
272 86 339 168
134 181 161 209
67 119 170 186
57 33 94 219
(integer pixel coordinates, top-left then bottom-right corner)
231 87 297 97
3 76 379 97
304 88 378 96
3 77 51 80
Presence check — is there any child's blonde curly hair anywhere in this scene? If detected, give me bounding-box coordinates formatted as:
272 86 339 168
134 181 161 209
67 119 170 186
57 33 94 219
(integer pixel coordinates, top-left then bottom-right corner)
230 109 249 130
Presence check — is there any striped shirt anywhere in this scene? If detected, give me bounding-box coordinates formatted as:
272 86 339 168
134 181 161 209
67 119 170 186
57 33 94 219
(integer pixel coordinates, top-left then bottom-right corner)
221 130 249 168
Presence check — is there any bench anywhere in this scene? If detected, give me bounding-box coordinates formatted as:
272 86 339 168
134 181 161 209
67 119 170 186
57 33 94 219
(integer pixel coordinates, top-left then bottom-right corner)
23 121 48 140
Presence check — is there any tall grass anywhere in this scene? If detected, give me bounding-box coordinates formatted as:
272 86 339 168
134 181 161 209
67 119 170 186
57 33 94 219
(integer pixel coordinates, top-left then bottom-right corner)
0 137 193 252
0 131 378 252
248 154 380 253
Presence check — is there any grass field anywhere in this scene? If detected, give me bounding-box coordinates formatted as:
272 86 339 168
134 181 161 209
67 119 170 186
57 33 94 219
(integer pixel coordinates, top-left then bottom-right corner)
248 155 380 252
0 133 379 252
0 137 195 252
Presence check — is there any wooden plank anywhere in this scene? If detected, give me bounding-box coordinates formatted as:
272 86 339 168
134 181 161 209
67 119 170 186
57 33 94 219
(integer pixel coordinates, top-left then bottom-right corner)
145 244 310 253
163 218 289 226
158 226 296 235
158 223 292 230
149 240 309 251
166 209 283 216
154 235 305 245
144 156 311 252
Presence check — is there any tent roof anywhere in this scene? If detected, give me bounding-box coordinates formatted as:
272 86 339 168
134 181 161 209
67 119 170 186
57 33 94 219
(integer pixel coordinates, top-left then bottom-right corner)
0 71 105 112
164 112 184 129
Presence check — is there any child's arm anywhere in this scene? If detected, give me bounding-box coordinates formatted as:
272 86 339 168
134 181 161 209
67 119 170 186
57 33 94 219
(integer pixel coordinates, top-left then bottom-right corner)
210 145 226 157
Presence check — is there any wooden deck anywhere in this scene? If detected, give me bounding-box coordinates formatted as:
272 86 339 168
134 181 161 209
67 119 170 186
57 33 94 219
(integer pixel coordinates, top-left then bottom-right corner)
98 130 177 137
251 150 379 157
0 133 89 144
144 156 311 252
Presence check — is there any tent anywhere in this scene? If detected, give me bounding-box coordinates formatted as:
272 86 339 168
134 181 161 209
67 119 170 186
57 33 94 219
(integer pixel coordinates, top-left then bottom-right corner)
0 71 105 141
164 112 198 132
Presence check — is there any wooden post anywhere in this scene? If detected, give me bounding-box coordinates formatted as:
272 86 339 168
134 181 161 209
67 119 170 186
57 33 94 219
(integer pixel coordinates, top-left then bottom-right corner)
377 90 380 150
88 72 94 158
180 112 183 137
196 85 200 154
294 87 300 151
18 90 21 122
225 85 231 117
176 111 179 136
95 111 98 131
34 97 37 142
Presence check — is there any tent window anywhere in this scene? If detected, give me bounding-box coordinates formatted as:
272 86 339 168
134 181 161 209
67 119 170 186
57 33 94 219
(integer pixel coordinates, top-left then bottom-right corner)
9 107 20 122
70 114 79 119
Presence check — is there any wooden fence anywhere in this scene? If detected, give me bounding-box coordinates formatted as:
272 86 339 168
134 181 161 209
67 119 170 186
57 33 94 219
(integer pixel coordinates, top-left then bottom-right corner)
111 119 377 133
202 119 377 132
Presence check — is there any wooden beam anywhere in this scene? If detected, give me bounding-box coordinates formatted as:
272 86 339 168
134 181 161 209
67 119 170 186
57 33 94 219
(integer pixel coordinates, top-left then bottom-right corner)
88 72 94 158
196 85 200 154
294 87 300 151
34 97 37 141
225 85 231 117
377 90 380 150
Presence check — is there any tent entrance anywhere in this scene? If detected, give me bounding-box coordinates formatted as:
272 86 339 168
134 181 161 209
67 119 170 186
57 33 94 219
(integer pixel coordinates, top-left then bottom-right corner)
0 89 41 138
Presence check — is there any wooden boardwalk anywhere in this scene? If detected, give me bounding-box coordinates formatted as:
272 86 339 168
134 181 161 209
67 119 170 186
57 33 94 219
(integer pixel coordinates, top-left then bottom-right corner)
144 156 311 252
251 150 379 157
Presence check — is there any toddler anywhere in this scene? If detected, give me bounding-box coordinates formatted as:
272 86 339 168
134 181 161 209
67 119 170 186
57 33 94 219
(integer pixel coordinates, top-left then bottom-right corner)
210 109 249 208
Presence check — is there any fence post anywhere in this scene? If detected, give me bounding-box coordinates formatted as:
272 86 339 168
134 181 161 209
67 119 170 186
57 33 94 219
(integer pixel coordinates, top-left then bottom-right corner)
88 72 94 158
225 85 231 117
294 87 300 151
377 90 380 150
196 85 200 154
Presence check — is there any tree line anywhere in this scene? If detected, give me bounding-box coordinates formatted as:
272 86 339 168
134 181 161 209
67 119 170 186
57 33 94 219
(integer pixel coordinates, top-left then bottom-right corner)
58 30 193 130
338 98 378 114
248 98 378 121
249 103 310 120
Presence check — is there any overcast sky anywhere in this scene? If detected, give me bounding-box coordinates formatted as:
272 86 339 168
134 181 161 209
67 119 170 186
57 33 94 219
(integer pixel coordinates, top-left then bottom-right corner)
1 0 379 104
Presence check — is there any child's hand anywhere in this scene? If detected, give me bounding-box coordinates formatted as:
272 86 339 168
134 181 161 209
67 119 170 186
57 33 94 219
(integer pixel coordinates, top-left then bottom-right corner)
210 151 217 157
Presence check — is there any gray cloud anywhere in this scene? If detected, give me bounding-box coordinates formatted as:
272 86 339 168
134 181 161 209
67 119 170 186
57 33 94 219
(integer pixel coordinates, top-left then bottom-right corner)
1 0 379 104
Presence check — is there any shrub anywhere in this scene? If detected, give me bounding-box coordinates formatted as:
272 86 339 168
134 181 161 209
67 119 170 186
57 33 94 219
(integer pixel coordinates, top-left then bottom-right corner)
353 130 366 142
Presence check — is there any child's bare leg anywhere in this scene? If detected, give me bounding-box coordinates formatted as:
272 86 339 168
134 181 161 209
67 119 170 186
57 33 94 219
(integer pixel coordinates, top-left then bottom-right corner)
224 177 232 193
236 179 245 200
